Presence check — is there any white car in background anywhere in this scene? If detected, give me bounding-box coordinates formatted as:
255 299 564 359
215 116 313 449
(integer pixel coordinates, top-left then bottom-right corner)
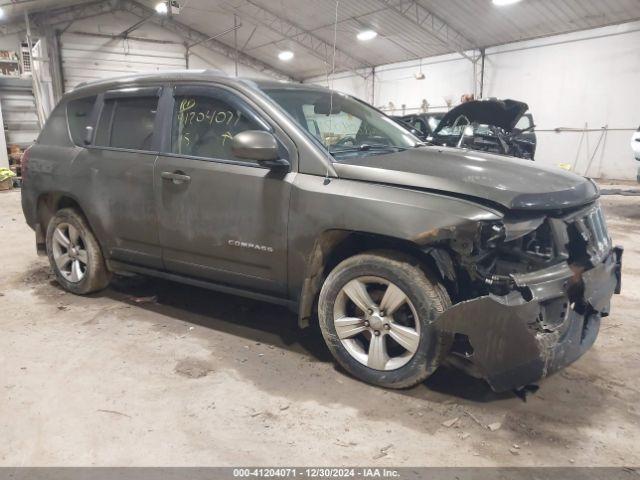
633 126 640 181
633 126 640 160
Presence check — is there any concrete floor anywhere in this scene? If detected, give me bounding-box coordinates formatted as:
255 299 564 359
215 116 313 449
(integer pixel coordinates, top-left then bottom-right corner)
1 188 639 466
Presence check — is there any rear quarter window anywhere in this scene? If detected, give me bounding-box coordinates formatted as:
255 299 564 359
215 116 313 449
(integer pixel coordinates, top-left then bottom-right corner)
67 96 97 145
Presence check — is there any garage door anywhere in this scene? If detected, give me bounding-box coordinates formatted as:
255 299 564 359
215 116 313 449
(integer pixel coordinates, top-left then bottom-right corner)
60 33 186 92
0 77 40 147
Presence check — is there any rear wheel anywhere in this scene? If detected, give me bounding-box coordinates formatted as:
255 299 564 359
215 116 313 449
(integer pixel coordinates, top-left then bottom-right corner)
46 208 111 295
318 251 451 389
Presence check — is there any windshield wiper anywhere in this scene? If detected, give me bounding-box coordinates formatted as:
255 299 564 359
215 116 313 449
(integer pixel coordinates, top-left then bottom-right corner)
330 143 408 154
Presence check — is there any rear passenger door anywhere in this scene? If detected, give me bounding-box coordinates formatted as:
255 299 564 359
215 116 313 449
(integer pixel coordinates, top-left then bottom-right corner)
154 84 292 295
82 87 163 269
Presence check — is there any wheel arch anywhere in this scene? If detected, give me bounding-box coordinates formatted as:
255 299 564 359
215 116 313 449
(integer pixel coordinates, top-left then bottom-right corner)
36 192 93 254
296 229 456 328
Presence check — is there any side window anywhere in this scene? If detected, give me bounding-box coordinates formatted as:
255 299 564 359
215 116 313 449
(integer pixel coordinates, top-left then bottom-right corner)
172 94 266 161
95 96 158 150
515 114 533 131
67 96 97 145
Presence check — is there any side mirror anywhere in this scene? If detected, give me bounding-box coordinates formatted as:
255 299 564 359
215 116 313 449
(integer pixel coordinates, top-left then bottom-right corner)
84 126 94 145
231 130 289 170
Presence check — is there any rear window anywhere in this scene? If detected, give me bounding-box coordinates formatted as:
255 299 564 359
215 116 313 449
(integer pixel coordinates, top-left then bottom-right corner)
66 96 96 146
95 96 158 150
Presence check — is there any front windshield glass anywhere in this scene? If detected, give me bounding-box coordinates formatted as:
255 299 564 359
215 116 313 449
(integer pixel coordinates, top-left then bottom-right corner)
260 87 420 159
438 122 494 137
437 114 470 136
426 114 443 132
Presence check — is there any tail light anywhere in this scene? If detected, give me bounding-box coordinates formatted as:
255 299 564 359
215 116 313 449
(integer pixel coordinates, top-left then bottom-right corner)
20 146 31 183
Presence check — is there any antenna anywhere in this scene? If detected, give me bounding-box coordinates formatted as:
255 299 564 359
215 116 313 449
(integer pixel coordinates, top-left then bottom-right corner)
324 0 339 184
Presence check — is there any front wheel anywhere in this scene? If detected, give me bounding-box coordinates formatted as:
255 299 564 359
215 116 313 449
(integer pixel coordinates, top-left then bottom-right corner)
46 208 111 295
318 251 451 389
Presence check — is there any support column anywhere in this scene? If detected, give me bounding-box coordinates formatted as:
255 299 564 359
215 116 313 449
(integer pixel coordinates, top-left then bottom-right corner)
0 102 9 169
370 66 375 106
44 27 64 101
473 48 486 100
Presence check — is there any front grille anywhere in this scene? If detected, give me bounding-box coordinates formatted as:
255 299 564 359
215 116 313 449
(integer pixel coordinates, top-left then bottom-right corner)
572 203 611 264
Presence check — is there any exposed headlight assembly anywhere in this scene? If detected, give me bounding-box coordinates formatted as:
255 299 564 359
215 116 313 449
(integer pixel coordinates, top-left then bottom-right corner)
503 216 545 242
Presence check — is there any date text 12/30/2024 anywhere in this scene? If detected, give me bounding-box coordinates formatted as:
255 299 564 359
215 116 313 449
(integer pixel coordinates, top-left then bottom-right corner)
233 468 401 478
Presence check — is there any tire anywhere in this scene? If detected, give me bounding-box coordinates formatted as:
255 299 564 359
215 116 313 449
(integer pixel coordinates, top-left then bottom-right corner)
46 208 111 295
318 251 451 389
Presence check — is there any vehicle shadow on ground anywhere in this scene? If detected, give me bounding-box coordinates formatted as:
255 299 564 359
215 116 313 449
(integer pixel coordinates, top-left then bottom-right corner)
99 274 511 403
25 263 618 445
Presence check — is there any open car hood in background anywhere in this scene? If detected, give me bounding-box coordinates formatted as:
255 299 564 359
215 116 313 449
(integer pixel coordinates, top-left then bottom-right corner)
434 99 529 133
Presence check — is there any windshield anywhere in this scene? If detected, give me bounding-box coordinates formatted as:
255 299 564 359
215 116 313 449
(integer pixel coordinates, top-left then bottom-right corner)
436 114 471 136
426 114 444 132
260 87 420 159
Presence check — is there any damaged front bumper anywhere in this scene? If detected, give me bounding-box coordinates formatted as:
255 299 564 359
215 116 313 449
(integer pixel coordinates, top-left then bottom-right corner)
436 246 623 392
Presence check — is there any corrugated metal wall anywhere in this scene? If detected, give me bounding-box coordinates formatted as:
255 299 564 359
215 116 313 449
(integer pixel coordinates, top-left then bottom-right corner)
60 32 186 92
0 77 39 147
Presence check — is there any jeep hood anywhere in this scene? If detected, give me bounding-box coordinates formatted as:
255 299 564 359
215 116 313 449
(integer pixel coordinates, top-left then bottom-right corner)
434 99 528 133
333 147 598 211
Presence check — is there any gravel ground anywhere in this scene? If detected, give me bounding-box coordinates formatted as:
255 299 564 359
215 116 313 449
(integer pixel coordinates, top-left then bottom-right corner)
0 188 638 466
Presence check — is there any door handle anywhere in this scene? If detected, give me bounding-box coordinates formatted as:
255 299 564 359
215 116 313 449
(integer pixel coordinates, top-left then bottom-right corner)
161 171 191 185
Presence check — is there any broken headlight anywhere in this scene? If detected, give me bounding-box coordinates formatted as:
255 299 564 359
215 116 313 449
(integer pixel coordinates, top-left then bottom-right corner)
472 216 556 294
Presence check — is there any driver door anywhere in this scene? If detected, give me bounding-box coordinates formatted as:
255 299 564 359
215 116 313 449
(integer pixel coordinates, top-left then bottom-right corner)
154 85 292 295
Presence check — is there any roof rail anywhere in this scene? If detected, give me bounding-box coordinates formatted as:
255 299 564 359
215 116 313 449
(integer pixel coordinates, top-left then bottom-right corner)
73 69 230 90
202 68 228 76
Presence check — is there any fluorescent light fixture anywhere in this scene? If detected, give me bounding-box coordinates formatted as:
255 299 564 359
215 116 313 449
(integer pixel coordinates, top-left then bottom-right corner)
0 7 4 18
278 50 294 61
155 2 168 14
492 0 522 5
357 30 378 41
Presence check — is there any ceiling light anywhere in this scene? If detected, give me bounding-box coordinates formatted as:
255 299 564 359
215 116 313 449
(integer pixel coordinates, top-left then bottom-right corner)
155 2 168 14
357 30 378 41
278 50 294 61
0 7 4 19
492 0 522 5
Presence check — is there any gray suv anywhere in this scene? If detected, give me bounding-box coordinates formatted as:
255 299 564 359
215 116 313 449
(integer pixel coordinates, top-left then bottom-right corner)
21 71 622 392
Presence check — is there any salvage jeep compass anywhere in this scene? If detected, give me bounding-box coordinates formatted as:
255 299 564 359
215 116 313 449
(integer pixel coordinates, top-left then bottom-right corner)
21 71 622 392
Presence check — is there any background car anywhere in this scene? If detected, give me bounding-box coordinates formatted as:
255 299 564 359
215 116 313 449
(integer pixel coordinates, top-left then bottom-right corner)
632 126 640 181
430 99 537 160
392 112 446 141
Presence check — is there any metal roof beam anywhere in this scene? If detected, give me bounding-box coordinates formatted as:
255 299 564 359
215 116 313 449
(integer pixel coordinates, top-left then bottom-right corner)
377 0 478 62
0 0 294 81
0 0 117 36
224 0 371 79
124 1 294 81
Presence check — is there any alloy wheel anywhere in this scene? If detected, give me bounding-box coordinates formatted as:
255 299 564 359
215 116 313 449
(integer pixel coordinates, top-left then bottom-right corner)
333 276 421 371
51 223 88 283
